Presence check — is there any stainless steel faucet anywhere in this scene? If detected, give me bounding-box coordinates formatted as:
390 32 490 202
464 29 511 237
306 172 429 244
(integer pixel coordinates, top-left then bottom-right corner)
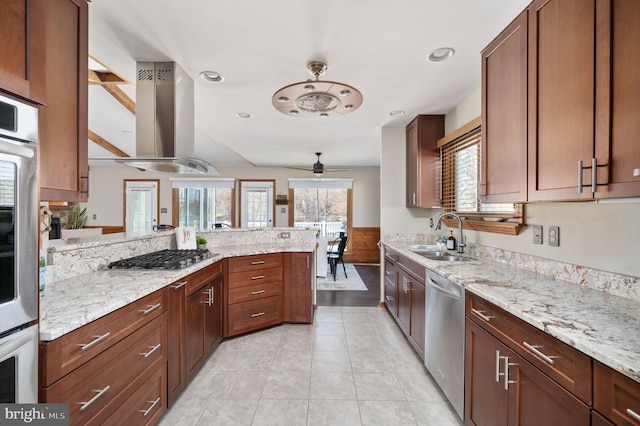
433 212 466 254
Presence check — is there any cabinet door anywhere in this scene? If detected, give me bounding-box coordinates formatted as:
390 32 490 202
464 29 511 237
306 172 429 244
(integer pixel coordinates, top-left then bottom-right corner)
166 280 186 407
409 280 425 357
286 253 313 323
396 270 411 335
406 115 444 207
383 259 397 317
527 0 596 201
0 0 46 103
205 275 224 354
481 10 528 203
465 319 509 426
39 0 89 202
595 0 640 198
185 286 206 383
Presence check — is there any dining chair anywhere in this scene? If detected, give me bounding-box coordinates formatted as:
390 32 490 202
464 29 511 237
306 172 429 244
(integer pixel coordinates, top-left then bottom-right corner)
327 235 348 281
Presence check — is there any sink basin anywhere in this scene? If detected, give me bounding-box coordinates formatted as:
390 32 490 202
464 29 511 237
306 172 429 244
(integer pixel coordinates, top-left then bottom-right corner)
413 250 471 262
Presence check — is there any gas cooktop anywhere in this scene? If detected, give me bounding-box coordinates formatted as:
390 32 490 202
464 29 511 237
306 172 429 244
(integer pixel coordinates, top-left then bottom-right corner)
108 249 215 270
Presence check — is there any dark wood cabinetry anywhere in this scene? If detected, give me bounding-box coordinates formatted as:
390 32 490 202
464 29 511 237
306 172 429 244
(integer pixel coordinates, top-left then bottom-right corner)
166 279 186 407
0 0 46 103
284 252 313 324
39 0 89 202
406 115 444 208
383 250 398 317
594 360 640 426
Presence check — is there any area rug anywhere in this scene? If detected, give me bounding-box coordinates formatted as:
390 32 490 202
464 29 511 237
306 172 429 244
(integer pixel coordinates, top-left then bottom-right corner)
317 263 368 291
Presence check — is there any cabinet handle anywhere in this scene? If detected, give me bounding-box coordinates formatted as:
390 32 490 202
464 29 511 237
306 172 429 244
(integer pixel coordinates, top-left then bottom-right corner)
251 290 266 295
139 343 161 358
139 397 161 417
385 295 393 302
412 192 416 206
78 332 110 351
251 275 266 280
251 260 265 265
578 160 584 193
591 158 597 193
79 385 110 411
471 308 493 322
626 409 640 422
140 303 162 315
522 341 555 365
495 350 505 383
251 312 265 318
385 270 393 275
171 281 186 289
204 288 213 306
504 357 518 390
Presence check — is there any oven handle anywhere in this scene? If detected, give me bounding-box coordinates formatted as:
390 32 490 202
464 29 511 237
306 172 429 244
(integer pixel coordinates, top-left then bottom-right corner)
0 333 33 357
0 138 35 159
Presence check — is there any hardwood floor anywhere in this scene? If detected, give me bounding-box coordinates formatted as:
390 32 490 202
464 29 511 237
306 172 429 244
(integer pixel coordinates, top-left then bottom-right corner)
316 264 380 307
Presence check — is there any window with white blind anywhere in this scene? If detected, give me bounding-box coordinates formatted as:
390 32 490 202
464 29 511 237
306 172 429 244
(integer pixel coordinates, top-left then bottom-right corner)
441 126 515 214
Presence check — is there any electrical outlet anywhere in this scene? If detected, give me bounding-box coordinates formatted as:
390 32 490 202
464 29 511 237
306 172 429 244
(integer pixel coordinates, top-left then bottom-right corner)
533 225 543 244
92 214 97 220
279 232 290 239
548 226 560 247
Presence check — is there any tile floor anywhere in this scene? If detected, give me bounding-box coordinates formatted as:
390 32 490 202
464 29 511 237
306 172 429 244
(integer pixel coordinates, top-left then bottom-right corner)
160 306 464 425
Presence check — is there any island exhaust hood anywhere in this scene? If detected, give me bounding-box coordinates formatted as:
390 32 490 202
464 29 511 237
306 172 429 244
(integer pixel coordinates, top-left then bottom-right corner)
113 62 219 175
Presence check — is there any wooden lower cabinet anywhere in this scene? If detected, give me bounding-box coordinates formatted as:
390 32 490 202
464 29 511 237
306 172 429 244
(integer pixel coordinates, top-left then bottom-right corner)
409 279 425 356
593 360 640 426
227 295 284 336
166 279 186 407
284 252 313 324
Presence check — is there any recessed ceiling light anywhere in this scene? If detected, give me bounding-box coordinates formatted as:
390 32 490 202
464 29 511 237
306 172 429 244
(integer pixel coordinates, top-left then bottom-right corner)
122 130 133 135
199 71 224 83
388 110 405 116
236 112 251 118
427 47 455 63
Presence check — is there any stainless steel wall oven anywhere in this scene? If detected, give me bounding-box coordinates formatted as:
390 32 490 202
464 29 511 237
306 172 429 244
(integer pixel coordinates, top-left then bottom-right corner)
0 93 39 403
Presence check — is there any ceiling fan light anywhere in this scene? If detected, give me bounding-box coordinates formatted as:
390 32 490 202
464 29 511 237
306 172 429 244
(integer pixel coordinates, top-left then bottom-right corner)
277 96 289 103
320 112 329 117
288 110 299 115
344 104 354 110
339 89 351 96
304 84 315 92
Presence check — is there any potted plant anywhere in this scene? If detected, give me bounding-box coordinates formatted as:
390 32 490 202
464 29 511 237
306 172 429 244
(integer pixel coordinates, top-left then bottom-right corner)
196 237 207 250
61 207 102 239
71 207 88 229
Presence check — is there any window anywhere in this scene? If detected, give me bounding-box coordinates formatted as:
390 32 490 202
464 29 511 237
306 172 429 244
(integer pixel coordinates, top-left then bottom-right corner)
171 179 234 230
288 178 352 237
124 180 159 233
441 126 515 214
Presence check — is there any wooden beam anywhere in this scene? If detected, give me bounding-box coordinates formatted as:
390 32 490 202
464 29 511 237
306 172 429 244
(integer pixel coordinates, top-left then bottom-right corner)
88 130 130 157
88 70 127 85
102 84 136 115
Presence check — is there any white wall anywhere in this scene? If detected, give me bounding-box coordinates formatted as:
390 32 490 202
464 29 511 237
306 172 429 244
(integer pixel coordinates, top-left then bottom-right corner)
380 89 640 278
82 165 380 229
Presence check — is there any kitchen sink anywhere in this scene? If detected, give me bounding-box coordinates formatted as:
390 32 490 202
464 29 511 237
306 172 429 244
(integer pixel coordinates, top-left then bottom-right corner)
412 250 471 262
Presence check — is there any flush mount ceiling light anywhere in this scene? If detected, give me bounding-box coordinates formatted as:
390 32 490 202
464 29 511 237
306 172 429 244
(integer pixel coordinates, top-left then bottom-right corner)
199 70 224 82
236 112 251 118
427 47 455 63
272 61 363 117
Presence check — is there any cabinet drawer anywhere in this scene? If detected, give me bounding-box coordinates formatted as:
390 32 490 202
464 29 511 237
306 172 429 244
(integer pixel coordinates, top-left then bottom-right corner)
228 266 283 289
228 280 283 304
227 295 283 336
466 293 592 404
396 255 424 282
41 289 166 386
228 253 283 273
384 260 397 287
104 364 167 426
43 314 167 426
185 261 223 296
594 361 640 426
384 281 397 316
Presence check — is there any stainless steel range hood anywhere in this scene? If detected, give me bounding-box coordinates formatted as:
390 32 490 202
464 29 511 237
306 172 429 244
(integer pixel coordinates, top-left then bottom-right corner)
114 62 219 175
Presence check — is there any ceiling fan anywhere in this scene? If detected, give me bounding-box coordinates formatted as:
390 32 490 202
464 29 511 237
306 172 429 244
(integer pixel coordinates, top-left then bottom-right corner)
285 152 354 176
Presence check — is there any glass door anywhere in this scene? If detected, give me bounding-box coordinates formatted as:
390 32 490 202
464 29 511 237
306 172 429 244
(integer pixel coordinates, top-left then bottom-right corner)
240 181 274 228
124 180 159 233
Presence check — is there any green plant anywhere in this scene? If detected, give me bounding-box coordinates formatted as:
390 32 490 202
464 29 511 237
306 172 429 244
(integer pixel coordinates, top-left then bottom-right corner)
70 207 87 229
196 237 207 245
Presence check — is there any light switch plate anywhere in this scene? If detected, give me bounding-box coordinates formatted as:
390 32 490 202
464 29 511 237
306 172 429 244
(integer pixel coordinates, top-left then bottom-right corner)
533 225 543 244
548 226 560 247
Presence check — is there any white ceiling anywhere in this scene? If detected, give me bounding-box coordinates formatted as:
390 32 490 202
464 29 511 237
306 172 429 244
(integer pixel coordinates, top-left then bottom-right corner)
87 0 530 171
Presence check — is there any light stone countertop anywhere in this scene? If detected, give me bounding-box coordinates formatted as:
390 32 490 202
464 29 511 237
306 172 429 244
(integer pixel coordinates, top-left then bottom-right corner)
39 242 314 342
383 241 640 384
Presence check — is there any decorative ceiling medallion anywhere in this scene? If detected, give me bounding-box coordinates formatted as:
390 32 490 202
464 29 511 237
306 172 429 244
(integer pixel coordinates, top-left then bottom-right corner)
272 61 363 117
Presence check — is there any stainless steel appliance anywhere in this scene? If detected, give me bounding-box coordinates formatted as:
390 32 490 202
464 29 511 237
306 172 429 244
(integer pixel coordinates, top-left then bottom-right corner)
108 249 214 270
0 93 39 404
424 269 465 420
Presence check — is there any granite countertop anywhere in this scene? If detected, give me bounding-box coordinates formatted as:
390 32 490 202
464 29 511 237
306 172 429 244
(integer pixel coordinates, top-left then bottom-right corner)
383 241 640 384
40 242 314 342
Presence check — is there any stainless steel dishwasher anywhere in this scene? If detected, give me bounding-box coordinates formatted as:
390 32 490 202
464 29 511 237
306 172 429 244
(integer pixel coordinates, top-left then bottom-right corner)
424 269 465 420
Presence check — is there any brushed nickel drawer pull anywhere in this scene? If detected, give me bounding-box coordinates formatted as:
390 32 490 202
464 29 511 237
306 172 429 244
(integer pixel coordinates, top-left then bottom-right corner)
523 341 555 364
251 275 266 280
139 343 161 358
471 308 493 322
385 270 393 275
78 332 110 351
496 350 505 383
171 281 186 289
139 397 161 417
251 312 265 318
385 295 393 302
626 408 640 422
79 385 110 411
251 290 266 295
140 303 162 315
251 260 265 265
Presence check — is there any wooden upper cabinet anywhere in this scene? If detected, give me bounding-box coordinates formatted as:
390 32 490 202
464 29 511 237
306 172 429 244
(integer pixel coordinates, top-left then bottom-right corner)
406 115 444 208
481 11 528 203
527 0 596 201
595 0 640 198
39 0 89 202
0 0 46 104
